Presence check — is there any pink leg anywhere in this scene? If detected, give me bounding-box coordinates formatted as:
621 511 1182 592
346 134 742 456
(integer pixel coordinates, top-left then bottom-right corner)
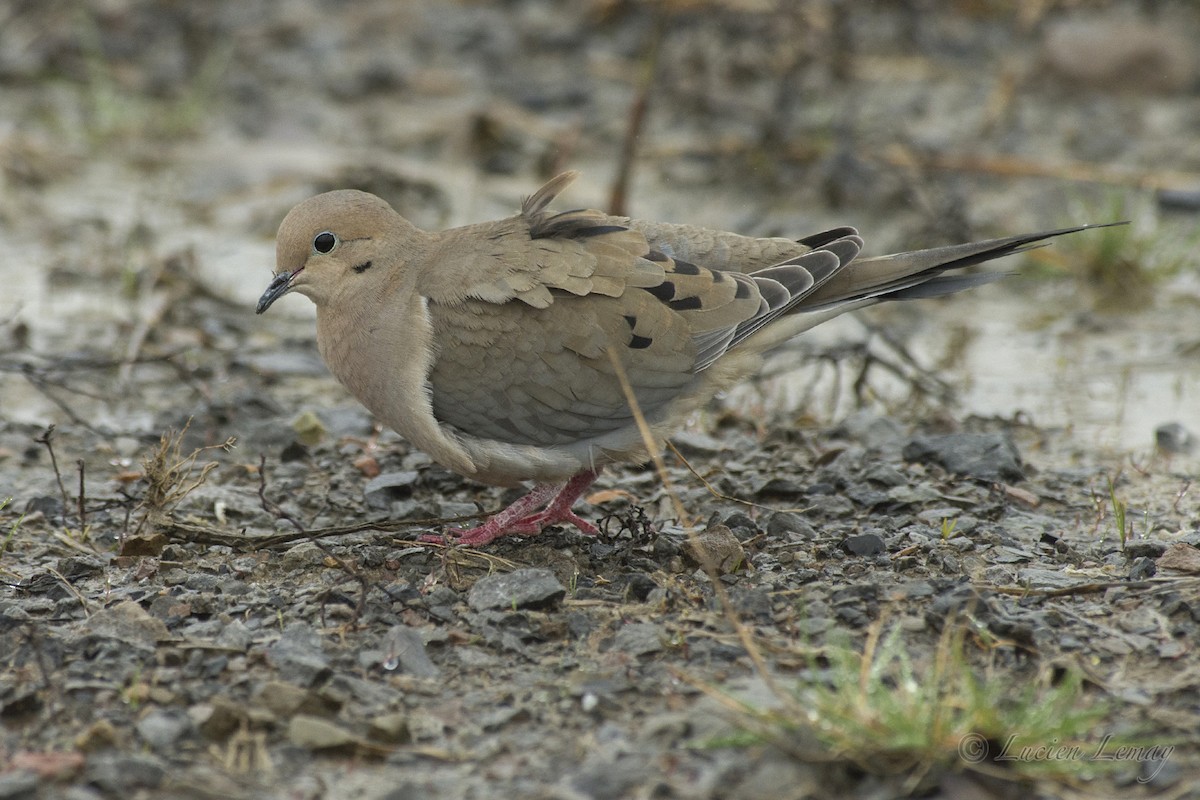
420 469 602 547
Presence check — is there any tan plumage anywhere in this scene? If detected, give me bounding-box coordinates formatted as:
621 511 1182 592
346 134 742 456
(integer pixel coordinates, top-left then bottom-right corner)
257 171 1105 546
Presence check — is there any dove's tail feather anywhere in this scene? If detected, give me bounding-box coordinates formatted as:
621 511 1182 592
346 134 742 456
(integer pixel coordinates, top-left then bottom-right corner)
742 222 1124 351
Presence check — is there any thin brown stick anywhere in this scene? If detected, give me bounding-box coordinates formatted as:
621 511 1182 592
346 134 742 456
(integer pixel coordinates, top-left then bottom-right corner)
608 6 668 216
45 566 90 617
605 346 785 700
158 510 491 551
1173 480 1192 514
34 425 71 528
76 459 87 532
255 454 305 533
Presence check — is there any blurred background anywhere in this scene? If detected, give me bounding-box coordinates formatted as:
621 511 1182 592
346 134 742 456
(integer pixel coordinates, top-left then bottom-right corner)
1 0 1198 460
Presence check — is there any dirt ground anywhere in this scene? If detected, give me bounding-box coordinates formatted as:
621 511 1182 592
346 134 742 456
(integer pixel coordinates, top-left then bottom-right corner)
2 2 1200 798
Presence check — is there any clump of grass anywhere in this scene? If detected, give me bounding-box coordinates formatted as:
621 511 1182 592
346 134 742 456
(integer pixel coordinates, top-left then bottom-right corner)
1107 475 1129 550
132 421 235 536
705 616 1123 790
1 497 25 556
939 517 957 540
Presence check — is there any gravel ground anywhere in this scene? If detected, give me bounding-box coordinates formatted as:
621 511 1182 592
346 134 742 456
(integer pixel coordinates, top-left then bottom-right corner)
2 2 1200 798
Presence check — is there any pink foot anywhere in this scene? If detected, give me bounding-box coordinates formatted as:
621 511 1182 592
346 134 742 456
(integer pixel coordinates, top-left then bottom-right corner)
420 469 601 547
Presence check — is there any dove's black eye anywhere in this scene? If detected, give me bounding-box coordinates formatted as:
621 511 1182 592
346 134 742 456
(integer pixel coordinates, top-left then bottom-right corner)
313 232 337 253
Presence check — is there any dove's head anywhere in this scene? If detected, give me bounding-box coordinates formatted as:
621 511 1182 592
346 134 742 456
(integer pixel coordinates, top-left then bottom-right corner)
257 190 411 314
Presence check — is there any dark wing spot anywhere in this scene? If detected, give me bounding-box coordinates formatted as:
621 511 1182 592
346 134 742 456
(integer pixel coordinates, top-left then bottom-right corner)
671 259 701 275
796 226 859 248
353 261 373 274
734 279 752 299
669 295 703 311
530 212 628 240
571 224 629 239
629 334 653 349
623 314 638 328
645 281 676 301
645 250 669 262
711 270 725 282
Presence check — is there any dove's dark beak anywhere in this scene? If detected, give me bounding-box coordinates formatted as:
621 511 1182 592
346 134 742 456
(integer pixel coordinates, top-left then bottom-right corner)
256 269 300 314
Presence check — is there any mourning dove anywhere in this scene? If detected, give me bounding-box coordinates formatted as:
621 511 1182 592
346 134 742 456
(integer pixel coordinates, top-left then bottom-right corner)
257 171 1102 546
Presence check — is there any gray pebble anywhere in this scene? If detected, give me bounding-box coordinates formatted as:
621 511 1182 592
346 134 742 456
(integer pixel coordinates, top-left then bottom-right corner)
136 709 193 752
266 624 331 686
83 753 166 794
842 533 886 556
363 471 420 509
903 432 1023 482
609 622 664 657
467 568 565 611
0 770 38 800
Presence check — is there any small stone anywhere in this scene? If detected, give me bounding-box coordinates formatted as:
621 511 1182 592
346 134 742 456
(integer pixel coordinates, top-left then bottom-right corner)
806 494 856 518
722 511 759 534
436 500 479 519
215 620 254 651
1155 422 1194 454
916 507 965 525
0 770 38 800
842 533 885 557
318 405 374 438
291 410 327 446
862 463 907 487
83 753 166 793
609 622 664 658
1128 556 1157 581
1158 640 1187 660
832 412 904 448
1124 541 1168 559
255 681 311 718
279 541 325 571
192 697 244 740
1016 568 1079 589
86 601 170 647
888 483 943 505
1159 544 1200 574
363 471 420 509
902 581 935 598
135 709 192 752
845 487 888 508
368 712 412 744
380 625 440 678
684 524 746 573
287 715 357 752
118 534 168 557
75 719 121 752
0 687 39 719
265 625 331 686
755 477 805 498
670 430 726 455
903 433 1023 482
467 568 565 611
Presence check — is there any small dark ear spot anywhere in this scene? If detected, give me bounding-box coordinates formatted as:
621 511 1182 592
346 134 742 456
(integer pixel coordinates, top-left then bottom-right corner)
313 231 337 253
353 261 372 274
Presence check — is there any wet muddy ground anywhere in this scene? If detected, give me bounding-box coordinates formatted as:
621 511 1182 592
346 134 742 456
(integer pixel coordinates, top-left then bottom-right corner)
2 2 1200 798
